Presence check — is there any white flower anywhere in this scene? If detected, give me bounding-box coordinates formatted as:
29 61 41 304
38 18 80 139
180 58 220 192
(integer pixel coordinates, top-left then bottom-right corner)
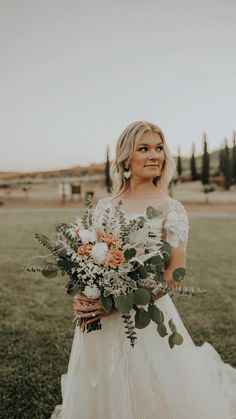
84 285 101 299
79 228 96 244
91 242 108 265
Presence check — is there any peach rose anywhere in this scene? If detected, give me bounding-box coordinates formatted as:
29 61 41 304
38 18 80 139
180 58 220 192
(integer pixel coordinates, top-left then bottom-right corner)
77 243 92 258
99 231 121 247
107 248 126 269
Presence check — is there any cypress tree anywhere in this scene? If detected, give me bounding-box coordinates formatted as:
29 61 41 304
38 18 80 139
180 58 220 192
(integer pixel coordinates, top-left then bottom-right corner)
105 145 112 193
190 143 198 181
223 138 232 190
177 146 182 178
232 132 236 183
201 132 209 185
219 146 225 175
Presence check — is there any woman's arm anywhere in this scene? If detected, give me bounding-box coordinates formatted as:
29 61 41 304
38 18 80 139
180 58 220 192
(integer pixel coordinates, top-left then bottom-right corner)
153 241 186 300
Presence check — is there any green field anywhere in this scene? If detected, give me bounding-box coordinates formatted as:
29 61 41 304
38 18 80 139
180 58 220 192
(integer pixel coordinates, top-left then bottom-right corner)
0 210 236 419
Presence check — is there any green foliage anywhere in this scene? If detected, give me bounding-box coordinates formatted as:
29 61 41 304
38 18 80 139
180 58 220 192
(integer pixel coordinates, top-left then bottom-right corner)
172 267 186 282
105 145 112 193
223 140 232 190
201 133 210 185
144 255 164 276
157 323 168 337
122 313 137 348
114 294 133 314
168 319 184 348
41 267 58 279
100 295 113 313
35 233 55 252
190 144 199 181
124 247 136 261
148 304 163 324
132 288 151 305
146 206 163 219
160 241 171 265
134 308 151 329
232 135 236 182
177 153 182 177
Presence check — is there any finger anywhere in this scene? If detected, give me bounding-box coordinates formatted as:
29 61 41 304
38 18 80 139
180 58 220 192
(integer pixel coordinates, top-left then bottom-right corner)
74 302 102 312
74 294 98 303
73 302 95 312
76 309 104 319
86 313 107 325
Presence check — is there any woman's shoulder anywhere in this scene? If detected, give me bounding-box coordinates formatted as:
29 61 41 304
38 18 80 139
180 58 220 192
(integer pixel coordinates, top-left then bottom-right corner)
164 197 189 247
166 196 188 216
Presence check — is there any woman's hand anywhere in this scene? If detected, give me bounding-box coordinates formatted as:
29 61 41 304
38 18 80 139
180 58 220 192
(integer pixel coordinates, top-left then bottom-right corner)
73 294 113 325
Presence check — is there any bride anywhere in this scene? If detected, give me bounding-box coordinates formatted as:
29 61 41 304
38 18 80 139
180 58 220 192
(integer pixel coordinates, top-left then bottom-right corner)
50 121 236 419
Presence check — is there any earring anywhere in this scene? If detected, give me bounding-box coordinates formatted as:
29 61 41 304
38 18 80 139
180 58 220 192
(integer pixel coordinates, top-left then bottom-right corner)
124 167 131 179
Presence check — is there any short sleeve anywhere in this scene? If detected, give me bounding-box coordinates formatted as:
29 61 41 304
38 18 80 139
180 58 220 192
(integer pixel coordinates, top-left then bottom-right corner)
164 199 189 248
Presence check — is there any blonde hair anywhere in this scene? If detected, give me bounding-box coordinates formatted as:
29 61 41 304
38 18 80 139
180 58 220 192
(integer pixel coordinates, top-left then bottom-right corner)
111 121 176 196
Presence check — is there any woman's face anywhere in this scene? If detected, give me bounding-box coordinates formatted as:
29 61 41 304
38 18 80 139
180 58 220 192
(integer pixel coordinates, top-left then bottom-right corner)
128 131 165 180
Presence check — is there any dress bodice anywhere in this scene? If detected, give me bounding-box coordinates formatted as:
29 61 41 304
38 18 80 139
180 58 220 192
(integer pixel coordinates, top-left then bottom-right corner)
93 195 189 249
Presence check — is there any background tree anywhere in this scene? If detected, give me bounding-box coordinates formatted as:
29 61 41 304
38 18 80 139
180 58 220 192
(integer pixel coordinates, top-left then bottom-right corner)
105 145 112 193
177 146 182 179
219 145 225 175
201 132 210 185
190 143 198 181
232 132 236 184
223 138 232 190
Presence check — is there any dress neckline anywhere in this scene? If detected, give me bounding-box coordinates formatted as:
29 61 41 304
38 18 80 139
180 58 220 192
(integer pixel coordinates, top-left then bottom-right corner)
105 194 170 218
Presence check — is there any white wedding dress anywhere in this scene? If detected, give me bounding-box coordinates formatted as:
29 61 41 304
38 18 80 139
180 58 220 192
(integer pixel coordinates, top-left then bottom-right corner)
50 195 236 419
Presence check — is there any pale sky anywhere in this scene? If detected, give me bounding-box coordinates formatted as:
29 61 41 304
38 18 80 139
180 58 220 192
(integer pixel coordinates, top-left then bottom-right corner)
0 0 235 172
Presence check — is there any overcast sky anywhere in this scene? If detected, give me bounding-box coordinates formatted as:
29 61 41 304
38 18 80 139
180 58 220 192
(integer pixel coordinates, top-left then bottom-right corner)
0 0 235 172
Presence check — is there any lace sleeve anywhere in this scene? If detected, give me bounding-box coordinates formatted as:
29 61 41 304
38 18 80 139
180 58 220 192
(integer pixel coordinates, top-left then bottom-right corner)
164 199 189 248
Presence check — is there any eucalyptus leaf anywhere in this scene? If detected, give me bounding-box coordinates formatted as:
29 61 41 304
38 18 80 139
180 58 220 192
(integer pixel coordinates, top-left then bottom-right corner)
114 294 133 314
148 304 162 324
161 242 171 264
66 281 80 296
146 206 163 219
124 248 136 261
157 323 168 337
168 319 177 333
41 268 58 278
173 267 186 282
172 332 183 345
168 332 183 348
137 264 148 278
57 258 78 270
132 288 151 305
100 295 113 313
58 248 68 258
168 334 175 349
135 308 151 329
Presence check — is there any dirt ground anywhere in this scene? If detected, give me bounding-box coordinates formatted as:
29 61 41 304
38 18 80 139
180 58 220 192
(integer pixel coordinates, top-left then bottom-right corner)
0 181 236 214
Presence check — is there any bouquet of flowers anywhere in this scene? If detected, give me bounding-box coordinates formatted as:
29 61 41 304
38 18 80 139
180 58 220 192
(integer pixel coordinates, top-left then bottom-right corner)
27 198 206 348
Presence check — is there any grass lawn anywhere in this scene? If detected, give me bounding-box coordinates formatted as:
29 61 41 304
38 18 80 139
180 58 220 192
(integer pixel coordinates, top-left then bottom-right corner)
0 209 236 419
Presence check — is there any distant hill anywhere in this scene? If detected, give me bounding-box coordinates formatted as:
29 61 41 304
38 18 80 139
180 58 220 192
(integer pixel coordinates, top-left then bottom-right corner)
0 147 231 181
0 163 105 181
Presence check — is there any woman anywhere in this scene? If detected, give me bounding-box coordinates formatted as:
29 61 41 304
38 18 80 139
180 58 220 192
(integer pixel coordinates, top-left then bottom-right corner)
51 121 236 419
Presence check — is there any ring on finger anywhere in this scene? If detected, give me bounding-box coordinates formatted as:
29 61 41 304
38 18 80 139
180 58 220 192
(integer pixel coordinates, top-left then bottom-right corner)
91 312 96 317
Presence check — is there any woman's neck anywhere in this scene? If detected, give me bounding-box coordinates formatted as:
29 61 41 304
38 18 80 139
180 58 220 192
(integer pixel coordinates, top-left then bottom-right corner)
122 181 162 199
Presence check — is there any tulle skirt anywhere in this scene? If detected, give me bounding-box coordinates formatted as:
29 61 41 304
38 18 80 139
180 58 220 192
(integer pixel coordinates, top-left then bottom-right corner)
50 294 236 419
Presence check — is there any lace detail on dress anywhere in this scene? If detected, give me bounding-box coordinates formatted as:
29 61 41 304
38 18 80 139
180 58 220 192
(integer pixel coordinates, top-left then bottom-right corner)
164 199 189 248
93 196 189 249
